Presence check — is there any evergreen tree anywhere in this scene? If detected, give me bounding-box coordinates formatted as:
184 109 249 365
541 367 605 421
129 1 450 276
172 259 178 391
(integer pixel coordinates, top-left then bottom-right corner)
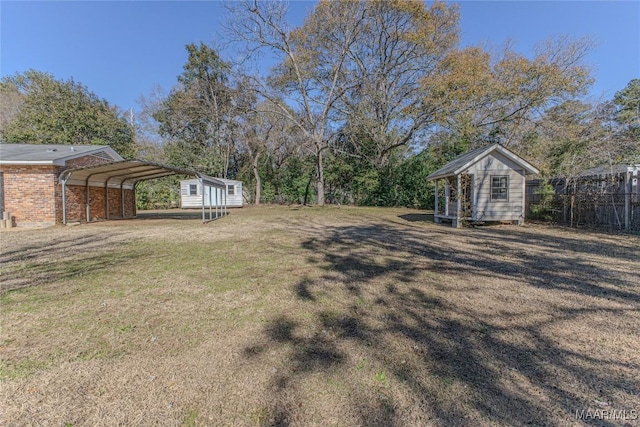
0 70 135 157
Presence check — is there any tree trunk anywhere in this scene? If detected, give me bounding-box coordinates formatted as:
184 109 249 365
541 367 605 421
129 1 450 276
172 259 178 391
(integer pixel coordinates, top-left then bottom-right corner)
252 153 261 205
316 149 325 206
303 173 313 206
570 181 576 228
222 141 230 179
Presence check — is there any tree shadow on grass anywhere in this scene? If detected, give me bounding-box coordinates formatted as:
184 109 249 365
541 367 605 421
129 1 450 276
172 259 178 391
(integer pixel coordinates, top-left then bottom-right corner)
0 232 127 264
0 231 145 292
246 218 640 426
398 213 434 223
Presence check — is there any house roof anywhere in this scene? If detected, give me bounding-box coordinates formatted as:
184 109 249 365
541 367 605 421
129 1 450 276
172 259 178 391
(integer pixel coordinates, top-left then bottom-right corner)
0 143 123 165
580 163 640 177
426 144 539 180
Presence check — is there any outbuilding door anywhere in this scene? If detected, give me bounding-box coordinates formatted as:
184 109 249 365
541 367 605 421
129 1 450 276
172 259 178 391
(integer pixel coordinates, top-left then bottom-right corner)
460 173 474 220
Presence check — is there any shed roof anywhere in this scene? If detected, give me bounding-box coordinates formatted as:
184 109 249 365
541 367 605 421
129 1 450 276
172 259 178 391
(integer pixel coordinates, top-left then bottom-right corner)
0 143 122 165
59 160 228 189
426 144 539 180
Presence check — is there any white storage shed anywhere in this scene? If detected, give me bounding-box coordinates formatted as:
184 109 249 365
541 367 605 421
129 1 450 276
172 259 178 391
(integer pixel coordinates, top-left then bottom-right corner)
427 144 539 227
181 178 243 208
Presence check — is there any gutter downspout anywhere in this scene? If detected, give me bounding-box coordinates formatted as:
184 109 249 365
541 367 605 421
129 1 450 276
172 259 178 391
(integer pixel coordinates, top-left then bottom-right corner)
60 171 71 225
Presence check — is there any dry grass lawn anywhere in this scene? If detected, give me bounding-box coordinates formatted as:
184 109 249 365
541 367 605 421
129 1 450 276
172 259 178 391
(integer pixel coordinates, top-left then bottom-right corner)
1 206 639 426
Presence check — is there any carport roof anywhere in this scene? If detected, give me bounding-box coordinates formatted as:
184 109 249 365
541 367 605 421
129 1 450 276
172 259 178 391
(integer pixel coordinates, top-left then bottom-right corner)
59 159 228 188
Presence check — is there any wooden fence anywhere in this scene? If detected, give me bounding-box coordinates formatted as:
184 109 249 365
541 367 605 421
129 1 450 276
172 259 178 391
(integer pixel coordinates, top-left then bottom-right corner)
526 170 639 232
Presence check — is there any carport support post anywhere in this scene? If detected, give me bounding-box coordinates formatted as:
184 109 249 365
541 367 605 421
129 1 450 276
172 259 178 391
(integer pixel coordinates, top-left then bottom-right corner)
208 185 212 221
121 182 126 219
104 181 110 220
200 179 206 223
61 173 69 225
85 178 91 222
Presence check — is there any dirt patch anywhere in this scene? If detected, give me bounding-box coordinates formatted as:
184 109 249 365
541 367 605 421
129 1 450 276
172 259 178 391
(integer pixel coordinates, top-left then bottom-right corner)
1 206 638 426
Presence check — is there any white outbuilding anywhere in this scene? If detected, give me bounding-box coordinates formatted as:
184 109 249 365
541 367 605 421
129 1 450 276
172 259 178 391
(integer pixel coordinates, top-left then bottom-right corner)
426 144 539 227
180 178 243 209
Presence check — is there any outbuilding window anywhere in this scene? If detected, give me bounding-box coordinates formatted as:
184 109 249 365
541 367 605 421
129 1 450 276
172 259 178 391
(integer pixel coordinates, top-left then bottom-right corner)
491 176 509 201
227 185 235 196
188 184 198 196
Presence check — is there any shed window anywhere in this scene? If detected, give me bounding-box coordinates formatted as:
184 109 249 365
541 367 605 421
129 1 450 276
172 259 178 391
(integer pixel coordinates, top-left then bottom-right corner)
188 184 198 196
491 176 509 201
227 185 235 196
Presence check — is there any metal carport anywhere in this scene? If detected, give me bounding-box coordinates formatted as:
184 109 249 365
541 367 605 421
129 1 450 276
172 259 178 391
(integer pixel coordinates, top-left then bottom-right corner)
58 160 229 224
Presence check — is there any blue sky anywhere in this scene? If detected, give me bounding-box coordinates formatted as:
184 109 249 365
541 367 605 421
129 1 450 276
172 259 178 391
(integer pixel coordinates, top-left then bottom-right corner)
1 1 638 112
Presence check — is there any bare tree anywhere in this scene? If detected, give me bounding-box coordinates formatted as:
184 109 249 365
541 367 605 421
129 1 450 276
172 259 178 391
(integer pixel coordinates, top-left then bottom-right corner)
335 0 459 168
235 97 300 204
226 0 366 206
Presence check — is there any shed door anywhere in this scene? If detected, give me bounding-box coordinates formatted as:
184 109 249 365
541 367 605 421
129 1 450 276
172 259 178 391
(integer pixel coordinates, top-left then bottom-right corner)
460 174 473 219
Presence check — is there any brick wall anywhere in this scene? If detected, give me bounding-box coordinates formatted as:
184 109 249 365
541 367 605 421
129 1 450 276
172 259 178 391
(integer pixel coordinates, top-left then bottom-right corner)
116 188 136 219
59 184 136 223
1 153 134 227
60 184 85 223
0 165 59 227
59 185 108 223
107 187 137 218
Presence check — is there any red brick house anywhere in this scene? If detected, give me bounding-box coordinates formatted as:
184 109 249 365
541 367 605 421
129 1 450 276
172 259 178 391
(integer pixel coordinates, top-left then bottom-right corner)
0 143 229 227
0 143 125 227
